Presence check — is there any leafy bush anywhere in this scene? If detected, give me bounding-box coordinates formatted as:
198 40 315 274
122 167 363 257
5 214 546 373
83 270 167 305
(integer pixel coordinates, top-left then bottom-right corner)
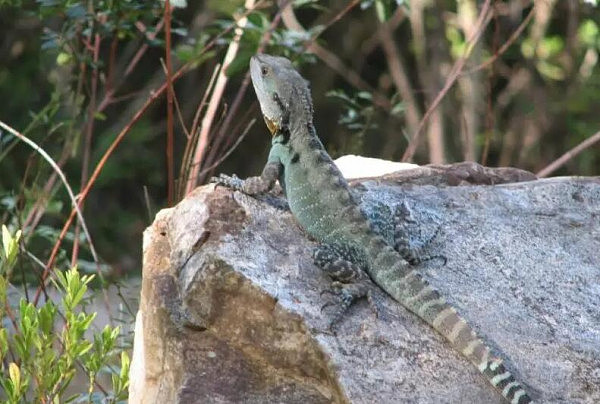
0 225 129 403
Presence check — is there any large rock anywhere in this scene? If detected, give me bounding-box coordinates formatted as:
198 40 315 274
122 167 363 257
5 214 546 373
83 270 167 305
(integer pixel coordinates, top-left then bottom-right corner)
129 162 600 404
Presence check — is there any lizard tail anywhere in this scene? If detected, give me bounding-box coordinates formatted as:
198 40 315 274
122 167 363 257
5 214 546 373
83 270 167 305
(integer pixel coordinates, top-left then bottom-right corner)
364 240 533 404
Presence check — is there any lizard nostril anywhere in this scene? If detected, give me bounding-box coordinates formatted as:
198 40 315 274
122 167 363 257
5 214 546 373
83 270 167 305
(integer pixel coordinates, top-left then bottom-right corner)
261 66 268 76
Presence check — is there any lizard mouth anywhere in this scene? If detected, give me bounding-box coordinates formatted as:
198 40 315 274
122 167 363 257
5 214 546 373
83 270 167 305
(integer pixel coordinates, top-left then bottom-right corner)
263 116 278 136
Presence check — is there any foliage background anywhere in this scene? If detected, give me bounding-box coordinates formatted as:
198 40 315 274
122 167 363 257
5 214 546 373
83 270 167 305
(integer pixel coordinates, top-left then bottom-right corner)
0 0 599 280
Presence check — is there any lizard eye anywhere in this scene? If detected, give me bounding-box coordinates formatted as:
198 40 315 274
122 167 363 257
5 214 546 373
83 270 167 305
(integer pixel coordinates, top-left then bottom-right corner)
261 65 269 76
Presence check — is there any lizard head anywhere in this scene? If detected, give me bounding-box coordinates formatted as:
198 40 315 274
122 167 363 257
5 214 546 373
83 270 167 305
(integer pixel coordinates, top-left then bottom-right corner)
250 54 313 136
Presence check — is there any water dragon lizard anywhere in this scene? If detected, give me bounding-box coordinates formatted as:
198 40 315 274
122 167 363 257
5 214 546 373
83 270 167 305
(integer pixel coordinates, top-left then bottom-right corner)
212 54 533 404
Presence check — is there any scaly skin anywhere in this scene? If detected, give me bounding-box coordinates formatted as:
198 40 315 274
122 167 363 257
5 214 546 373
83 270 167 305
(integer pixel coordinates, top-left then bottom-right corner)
213 54 533 404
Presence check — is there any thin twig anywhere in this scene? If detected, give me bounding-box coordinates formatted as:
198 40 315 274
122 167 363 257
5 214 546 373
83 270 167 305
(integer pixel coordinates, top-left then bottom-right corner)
204 0 362 177
379 23 421 136
402 0 493 162
186 0 257 195
216 105 257 161
462 4 536 76
17 104 71 233
32 0 268 305
165 0 175 206
177 64 220 198
124 19 165 77
195 118 256 178
96 19 166 114
159 58 189 138
30 66 184 305
75 17 114 324
73 32 100 268
106 36 118 95
481 5 501 166
190 64 221 142
143 185 153 223
303 0 360 45
361 7 406 56
201 0 291 183
281 0 392 110
0 120 98 273
536 131 600 177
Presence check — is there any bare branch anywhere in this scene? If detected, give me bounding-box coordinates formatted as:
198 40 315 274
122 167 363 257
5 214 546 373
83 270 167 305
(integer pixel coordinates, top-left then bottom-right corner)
537 131 600 178
402 0 493 162
0 120 98 267
280 0 392 110
186 0 256 195
165 0 175 206
379 20 421 140
463 4 536 76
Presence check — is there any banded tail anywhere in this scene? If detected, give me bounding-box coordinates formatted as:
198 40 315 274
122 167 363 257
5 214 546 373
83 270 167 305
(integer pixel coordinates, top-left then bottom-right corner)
363 237 533 404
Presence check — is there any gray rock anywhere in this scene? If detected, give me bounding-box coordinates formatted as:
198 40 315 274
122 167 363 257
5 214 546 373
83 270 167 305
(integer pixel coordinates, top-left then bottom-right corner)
130 166 600 404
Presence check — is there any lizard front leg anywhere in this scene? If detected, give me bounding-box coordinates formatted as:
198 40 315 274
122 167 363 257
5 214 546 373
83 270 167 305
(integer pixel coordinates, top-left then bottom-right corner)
212 160 282 195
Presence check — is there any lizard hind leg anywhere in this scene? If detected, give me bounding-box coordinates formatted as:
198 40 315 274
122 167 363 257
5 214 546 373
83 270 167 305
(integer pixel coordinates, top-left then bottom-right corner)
313 243 378 331
392 202 446 266
366 200 445 266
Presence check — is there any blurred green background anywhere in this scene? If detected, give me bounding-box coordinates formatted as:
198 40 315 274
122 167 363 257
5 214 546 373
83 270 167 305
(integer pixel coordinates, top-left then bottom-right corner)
0 0 599 278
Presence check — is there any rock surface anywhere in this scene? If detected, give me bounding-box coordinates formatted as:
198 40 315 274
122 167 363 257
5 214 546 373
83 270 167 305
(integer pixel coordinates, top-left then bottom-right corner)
130 162 600 404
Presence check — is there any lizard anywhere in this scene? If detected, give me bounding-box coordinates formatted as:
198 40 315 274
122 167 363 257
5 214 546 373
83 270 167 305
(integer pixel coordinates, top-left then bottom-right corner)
212 53 533 404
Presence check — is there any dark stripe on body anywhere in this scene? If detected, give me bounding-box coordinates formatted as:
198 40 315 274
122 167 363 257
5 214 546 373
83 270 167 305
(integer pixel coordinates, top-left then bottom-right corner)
279 128 290 145
308 136 322 150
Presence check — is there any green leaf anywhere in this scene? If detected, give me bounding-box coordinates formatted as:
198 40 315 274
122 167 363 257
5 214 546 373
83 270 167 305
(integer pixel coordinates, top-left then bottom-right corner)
356 91 372 101
38 301 57 335
225 50 255 77
0 328 7 361
65 3 86 19
113 350 131 394
175 44 195 63
169 0 188 8
56 52 72 66
375 0 391 22
1 225 9 259
391 102 405 116
1 224 19 264
9 362 21 392
171 27 188 37
293 0 327 10
536 60 565 81
579 19 599 48
75 340 94 356
538 36 564 59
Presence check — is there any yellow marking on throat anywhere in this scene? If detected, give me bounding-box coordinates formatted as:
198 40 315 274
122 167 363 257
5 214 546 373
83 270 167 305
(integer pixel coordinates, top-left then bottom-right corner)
264 116 278 136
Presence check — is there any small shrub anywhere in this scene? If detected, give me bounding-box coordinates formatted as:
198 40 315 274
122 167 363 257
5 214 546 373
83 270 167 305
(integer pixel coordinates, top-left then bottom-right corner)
0 225 129 403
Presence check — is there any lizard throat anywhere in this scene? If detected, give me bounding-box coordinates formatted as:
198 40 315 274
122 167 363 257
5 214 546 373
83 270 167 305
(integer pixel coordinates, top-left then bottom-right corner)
263 116 278 136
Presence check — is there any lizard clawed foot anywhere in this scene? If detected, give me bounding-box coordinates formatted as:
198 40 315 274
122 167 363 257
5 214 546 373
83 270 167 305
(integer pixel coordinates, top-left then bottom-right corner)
402 251 448 267
210 173 245 191
422 253 447 267
319 280 344 297
211 173 276 195
320 282 344 315
320 282 378 333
